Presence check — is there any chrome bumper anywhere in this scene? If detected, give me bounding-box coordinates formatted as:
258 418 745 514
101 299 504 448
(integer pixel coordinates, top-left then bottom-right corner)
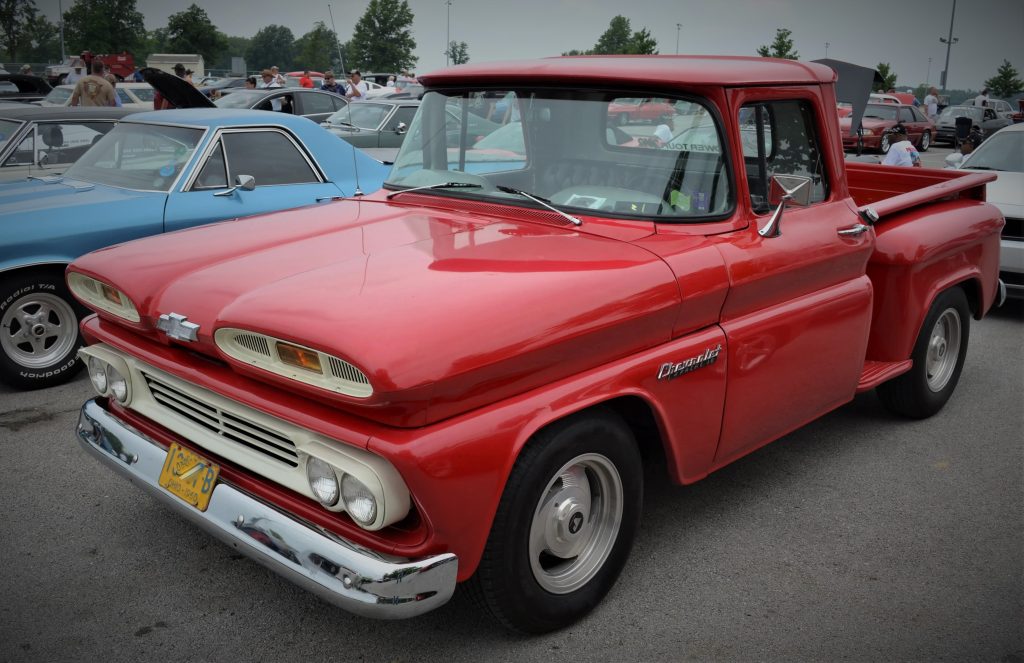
76 399 458 619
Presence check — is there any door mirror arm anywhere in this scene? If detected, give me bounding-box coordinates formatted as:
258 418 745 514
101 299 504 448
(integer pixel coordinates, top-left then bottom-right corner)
213 174 257 197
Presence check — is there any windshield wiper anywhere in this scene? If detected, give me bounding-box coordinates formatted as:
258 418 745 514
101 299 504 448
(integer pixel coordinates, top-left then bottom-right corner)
496 185 582 226
964 166 1003 171
386 181 482 199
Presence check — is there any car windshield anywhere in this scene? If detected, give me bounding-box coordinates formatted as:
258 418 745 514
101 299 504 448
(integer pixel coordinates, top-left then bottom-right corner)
939 106 982 121
962 130 1024 172
214 90 265 108
325 102 392 130
0 118 23 150
862 104 898 121
386 88 732 221
64 122 203 191
42 87 72 105
127 86 155 102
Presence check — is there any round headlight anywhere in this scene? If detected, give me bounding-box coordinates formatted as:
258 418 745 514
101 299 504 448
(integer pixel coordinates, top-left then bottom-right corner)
87 357 108 394
107 366 129 403
306 457 340 506
341 474 377 526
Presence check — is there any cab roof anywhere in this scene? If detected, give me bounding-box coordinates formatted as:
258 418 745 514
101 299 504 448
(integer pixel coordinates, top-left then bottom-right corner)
419 55 836 89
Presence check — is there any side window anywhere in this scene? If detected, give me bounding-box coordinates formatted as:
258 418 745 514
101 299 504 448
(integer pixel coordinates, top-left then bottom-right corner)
383 106 417 132
221 131 318 186
899 108 915 123
299 92 336 116
16 121 113 168
3 129 34 166
741 100 829 212
193 140 228 189
331 95 347 111
116 89 131 105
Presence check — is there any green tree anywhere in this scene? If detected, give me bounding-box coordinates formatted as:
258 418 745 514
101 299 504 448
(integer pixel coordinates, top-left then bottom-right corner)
18 12 58 61
213 35 251 72
561 48 591 56
63 0 145 55
593 15 632 54
984 59 1023 99
756 28 798 60
246 24 295 71
445 40 469 65
629 27 658 55
294 21 339 73
165 4 227 66
0 0 38 60
347 0 417 72
875 62 897 91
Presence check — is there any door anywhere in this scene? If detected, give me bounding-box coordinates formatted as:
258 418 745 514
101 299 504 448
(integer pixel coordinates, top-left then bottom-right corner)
379 105 417 148
713 93 875 464
162 127 343 233
899 107 922 144
295 91 342 123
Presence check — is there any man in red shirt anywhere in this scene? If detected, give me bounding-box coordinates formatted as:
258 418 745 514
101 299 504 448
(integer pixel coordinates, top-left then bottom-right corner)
299 70 314 88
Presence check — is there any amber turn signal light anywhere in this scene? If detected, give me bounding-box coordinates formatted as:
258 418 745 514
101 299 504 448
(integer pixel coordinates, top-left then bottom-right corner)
100 284 123 305
277 342 323 373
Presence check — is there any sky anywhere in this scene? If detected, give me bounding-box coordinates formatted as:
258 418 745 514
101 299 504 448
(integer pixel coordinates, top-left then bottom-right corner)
42 0 1022 91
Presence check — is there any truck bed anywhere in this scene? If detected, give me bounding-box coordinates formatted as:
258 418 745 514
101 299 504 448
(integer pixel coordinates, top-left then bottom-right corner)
845 161 993 216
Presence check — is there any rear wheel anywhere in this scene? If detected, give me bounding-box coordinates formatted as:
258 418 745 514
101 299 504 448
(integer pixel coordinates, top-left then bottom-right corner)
879 133 891 154
0 271 84 390
466 409 643 633
919 130 931 151
877 287 970 418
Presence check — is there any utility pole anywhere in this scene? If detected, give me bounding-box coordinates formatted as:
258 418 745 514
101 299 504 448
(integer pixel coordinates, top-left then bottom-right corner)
824 42 829 59
58 0 66 62
445 0 453 66
926 57 932 86
675 24 681 55
327 4 346 75
939 0 957 92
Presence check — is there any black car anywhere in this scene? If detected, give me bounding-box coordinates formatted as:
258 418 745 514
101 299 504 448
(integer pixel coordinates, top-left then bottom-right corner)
0 105 138 181
0 74 53 103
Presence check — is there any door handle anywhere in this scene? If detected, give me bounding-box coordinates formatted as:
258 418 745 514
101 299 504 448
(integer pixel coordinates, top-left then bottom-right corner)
837 223 871 237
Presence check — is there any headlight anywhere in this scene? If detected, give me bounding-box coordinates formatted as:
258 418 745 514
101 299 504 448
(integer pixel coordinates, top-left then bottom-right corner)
67 272 140 323
107 366 129 403
861 128 874 136
342 474 377 526
306 457 340 506
87 356 108 394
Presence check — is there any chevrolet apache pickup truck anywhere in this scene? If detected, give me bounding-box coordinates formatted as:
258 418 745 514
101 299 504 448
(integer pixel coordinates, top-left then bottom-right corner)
68 56 1005 633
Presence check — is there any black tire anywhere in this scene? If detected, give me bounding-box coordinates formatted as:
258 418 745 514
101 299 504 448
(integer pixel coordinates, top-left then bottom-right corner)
466 409 643 633
919 130 931 152
877 287 970 419
879 132 891 154
0 270 84 390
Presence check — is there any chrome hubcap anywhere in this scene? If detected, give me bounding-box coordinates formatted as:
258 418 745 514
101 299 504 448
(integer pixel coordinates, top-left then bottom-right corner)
528 453 623 594
925 308 961 392
0 292 78 369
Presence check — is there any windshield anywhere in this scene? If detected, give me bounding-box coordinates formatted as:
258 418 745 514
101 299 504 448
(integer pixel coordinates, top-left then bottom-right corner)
41 87 72 105
939 106 982 121
862 104 898 121
386 89 732 221
0 118 23 150
962 130 1024 172
325 102 392 130
64 122 203 191
214 90 264 109
126 86 155 102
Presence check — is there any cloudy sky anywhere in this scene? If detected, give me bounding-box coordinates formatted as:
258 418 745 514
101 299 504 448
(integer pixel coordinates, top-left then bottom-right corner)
44 0 1020 90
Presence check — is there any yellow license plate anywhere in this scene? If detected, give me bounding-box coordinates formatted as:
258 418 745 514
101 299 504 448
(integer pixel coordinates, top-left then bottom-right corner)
158 442 221 512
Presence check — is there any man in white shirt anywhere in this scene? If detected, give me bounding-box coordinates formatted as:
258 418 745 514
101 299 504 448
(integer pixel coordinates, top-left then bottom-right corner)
881 125 921 168
65 60 85 85
345 70 368 102
257 68 283 111
974 88 989 107
270 65 287 87
923 87 939 121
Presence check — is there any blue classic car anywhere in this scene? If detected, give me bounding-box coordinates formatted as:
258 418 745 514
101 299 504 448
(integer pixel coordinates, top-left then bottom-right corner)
0 108 390 389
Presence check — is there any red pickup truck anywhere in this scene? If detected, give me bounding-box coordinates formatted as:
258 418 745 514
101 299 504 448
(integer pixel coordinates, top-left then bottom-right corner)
68 56 1005 633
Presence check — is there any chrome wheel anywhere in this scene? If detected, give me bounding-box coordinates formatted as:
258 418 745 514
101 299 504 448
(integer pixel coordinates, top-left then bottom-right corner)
1 292 78 369
920 130 931 151
925 308 961 392
528 453 623 594
880 133 891 154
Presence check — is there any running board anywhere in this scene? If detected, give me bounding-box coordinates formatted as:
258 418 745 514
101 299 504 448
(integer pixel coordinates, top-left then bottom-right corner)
856 359 913 392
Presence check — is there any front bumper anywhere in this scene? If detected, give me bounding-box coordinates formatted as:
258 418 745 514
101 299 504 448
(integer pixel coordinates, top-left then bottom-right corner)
76 399 458 619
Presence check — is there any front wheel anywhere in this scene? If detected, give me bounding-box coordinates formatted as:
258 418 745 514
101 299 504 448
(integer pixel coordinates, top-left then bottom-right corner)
877 287 970 418
0 271 84 390
466 409 642 633
919 130 931 152
879 133 891 154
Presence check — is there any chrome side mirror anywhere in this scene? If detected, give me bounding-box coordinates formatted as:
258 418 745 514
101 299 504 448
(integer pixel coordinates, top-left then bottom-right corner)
395 122 407 135
759 174 812 238
213 174 257 197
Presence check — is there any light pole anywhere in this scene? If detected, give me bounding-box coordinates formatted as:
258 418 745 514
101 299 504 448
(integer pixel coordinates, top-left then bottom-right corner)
445 0 453 67
925 57 932 86
939 0 957 92
825 42 829 59
327 4 345 75
675 23 681 54
57 0 66 63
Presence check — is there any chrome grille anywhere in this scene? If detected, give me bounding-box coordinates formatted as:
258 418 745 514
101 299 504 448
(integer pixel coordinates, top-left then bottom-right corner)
236 333 271 357
142 372 299 467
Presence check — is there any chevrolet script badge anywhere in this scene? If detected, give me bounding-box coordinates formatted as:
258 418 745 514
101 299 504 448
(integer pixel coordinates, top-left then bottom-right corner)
156 312 200 342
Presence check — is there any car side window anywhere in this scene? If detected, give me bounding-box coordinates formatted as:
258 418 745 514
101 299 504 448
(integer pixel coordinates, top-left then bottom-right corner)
899 108 915 123
193 140 228 189
299 92 336 115
741 100 829 213
4 121 111 168
221 130 318 186
383 106 417 132
911 107 927 122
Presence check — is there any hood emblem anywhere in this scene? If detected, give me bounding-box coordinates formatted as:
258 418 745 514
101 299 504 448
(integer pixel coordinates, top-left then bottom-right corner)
657 344 722 381
156 313 200 342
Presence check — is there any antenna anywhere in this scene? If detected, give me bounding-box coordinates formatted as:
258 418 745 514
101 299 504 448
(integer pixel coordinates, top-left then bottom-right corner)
349 142 363 197
327 4 346 75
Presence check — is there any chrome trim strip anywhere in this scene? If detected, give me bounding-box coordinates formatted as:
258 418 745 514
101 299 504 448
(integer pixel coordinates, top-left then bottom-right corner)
996 279 1007 308
76 399 458 619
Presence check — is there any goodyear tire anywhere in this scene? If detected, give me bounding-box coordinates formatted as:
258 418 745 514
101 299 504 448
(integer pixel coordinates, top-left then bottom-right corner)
466 409 642 633
0 271 84 390
877 287 970 419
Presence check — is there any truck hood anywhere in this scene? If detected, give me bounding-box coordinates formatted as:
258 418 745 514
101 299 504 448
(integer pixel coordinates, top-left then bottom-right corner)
141 67 215 109
72 199 680 426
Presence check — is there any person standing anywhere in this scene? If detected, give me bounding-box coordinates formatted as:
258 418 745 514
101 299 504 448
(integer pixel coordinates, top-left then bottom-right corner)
881 124 921 167
345 70 367 102
923 86 939 121
299 70 314 88
64 60 85 85
70 60 115 107
245 76 257 89
154 63 190 110
320 71 344 94
105 72 122 107
257 68 283 111
974 88 989 107
270 65 287 86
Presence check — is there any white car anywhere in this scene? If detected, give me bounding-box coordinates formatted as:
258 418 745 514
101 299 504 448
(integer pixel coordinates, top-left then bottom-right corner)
960 123 1024 298
37 82 157 110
